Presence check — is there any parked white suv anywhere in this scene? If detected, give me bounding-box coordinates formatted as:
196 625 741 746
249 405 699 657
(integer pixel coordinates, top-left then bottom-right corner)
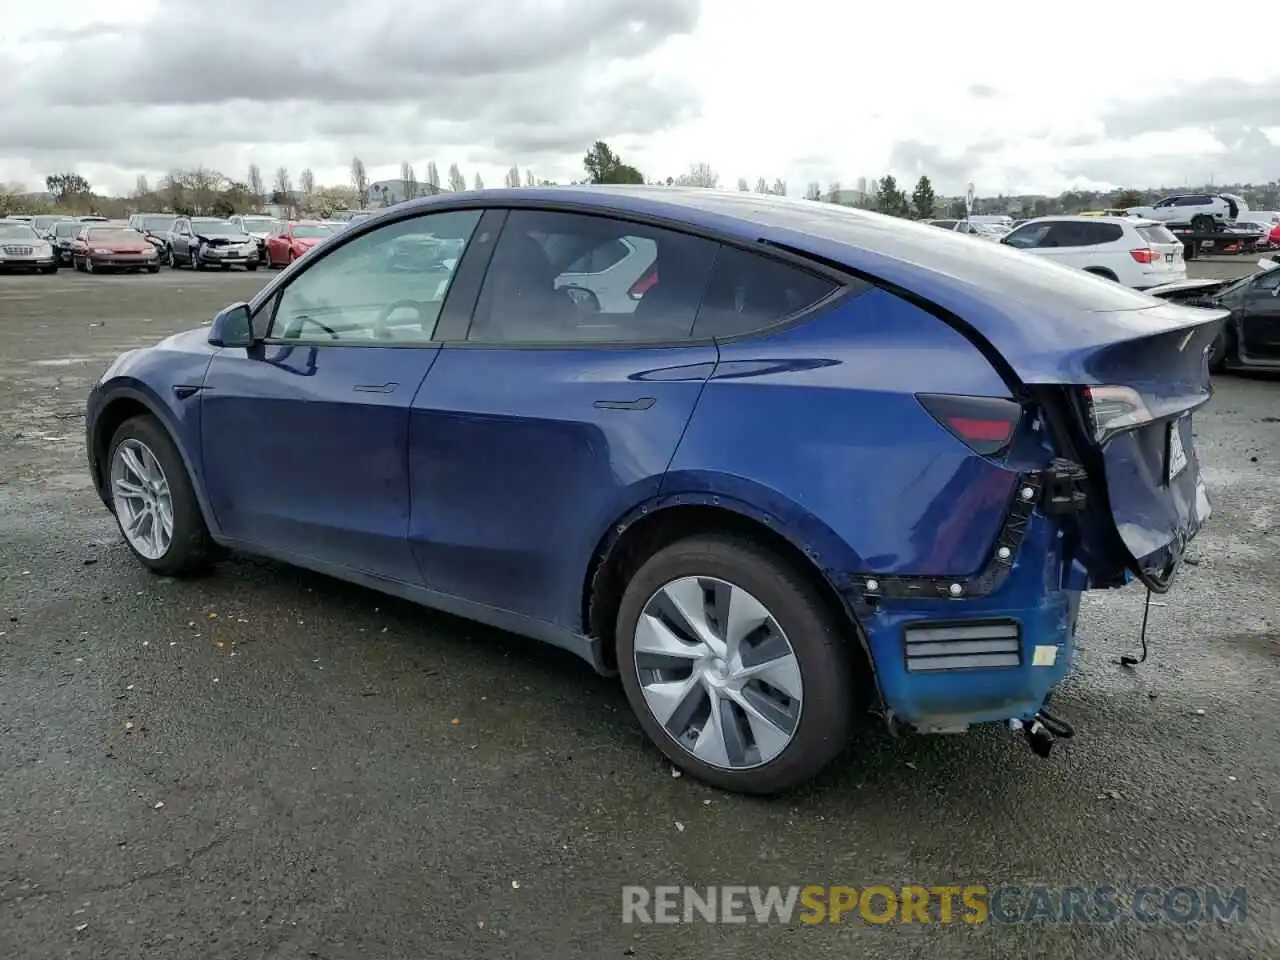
1000 216 1186 289
1125 193 1246 232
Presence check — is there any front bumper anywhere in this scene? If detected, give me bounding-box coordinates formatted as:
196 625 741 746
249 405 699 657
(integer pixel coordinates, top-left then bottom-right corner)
0 255 58 270
87 254 159 268
197 248 258 266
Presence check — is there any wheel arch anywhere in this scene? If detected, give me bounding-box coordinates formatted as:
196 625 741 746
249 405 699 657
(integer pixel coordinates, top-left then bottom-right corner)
581 493 875 690
1082 266 1118 281
90 383 219 534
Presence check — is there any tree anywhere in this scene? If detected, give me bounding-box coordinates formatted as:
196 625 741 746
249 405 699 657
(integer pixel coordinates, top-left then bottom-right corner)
674 163 718 188
525 169 535 187
272 167 293 204
754 177 769 194
504 165 520 188
582 141 643 184
134 175 150 198
45 172 91 204
805 182 822 200
826 182 841 202
247 164 265 206
473 173 485 190
911 175 936 219
400 162 417 200
875 174 910 217
299 168 315 197
350 156 369 206
447 164 466 193
1114 188 1145 209
773 178 787 196
736 177 749 191
425 161 440 192
949 199 968 219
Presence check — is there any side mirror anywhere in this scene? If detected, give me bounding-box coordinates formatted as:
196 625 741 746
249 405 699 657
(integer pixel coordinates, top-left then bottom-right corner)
208 303 254 348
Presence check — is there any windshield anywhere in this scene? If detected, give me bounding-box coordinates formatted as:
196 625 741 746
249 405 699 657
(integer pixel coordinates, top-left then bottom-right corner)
1219 264 1279 298
33 216 65 230
0 223 38 240
54 222 83 237
242 217 282 232
141 216 177 232
87 229 147 244
291 224 334 238
191 219 242 236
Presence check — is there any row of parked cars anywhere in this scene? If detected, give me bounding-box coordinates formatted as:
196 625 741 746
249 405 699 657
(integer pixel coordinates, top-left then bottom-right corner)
0 211 378 275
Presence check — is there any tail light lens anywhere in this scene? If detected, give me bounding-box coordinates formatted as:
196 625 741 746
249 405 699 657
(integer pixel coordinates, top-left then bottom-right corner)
1130 248 1158 263
916 394 1022 457
1082 385 1153 443
629 266 658 299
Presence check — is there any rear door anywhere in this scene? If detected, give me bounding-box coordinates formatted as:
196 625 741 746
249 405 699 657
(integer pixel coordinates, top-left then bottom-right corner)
1237 268 1280 362
406 208 721 628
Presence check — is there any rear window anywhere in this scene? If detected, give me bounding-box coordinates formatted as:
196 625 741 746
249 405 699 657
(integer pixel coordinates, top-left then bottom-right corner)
691 246 839 339
1136 225 1178 245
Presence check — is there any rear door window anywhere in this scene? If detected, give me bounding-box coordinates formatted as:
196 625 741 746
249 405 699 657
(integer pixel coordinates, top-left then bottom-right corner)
691 246 839 339
1002 222 1053 248
1080 223 1123 245
1136 225 1179 245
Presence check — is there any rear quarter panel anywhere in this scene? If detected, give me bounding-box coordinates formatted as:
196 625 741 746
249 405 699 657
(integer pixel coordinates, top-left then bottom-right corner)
665 287 1022 582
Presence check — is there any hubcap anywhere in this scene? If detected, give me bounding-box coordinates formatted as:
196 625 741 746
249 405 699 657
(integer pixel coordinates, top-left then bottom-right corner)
109 438 174 560
633 576 803 770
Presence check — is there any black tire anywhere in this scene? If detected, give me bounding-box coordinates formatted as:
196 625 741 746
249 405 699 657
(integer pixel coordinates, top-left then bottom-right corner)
146 265 159 274
615 533 856 795
246 263 258 272
221 263 230 271
85 257 96 274
106 415 214 577
1190 214 1215 233
1084 267 1118 282
41 265 57 274
193 254 205 271
74 256 86 272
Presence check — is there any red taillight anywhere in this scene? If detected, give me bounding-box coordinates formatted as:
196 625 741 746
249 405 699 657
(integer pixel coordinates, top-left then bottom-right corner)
916 394 1022 457
629 266 658 299
1129 248 1158 264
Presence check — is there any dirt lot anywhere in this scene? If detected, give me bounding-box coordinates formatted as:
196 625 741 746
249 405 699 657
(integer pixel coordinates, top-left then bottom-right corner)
1 264 1277 960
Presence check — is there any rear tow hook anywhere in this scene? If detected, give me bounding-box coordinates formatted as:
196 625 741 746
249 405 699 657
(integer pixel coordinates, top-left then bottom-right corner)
1011 708 1076 758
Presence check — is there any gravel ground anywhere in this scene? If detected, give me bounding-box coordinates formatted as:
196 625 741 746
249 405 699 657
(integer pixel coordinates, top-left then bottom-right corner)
0 263 1277 960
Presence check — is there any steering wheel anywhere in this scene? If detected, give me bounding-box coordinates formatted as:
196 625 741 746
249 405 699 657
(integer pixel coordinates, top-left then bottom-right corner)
289 313 339 340
372 299 426 338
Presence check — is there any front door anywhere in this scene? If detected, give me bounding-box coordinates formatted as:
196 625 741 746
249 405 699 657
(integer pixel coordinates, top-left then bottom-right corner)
199 207 485 583
1238 268 1280 362
407 208 723 628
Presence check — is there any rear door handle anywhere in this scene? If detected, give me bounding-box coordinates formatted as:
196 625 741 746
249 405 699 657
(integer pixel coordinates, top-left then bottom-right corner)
354 382 399 394
593 397 655 411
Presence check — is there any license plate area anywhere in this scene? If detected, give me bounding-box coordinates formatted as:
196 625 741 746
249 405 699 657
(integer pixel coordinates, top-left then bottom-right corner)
1165 252 1174 262
1167 416 1188 483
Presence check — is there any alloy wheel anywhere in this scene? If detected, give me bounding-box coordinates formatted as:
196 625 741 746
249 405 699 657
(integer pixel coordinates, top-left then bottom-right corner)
110 438 174 561
633 576 804 770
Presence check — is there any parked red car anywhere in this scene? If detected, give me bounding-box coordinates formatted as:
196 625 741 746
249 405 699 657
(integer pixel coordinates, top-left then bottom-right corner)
1269 222 1280 248
264 221 336 268
71 226 161 274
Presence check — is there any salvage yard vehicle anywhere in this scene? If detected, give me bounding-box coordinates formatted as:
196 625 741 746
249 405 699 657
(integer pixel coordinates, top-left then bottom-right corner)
263 220 336 267
84 188 1225 794
1125 193 1246 232
49 220 86 264
71 226 161 274
1000 215 1185 289
229 214 284 263
163 217 259 271
0 219 59 273
1146 257 1280 371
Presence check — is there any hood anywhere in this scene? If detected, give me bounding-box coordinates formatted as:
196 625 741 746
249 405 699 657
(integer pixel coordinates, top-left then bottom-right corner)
1143 277 1230 300
93 241 153 253
248 231 271 240
294 236 321 247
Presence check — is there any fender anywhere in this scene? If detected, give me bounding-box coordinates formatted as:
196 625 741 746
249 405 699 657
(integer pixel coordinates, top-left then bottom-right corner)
87 376 222 537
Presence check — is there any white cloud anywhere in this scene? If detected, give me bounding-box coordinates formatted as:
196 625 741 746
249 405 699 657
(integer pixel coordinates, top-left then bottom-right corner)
3 0 1279 198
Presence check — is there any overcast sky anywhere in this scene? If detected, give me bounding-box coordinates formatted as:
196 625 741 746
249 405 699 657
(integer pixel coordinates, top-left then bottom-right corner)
3 0 1280 199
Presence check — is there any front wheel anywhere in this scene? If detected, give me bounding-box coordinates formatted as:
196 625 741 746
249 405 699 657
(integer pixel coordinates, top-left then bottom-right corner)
40 264 57 274
616 534 855 795
107 415 213 577
146 265 160 274
246 263 258 272
1207 327 1232 373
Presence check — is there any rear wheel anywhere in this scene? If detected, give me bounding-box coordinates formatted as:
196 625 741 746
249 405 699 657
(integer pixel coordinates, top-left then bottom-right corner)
85 257 96 274
107 415 213 577
1207 326 1232 373
616 534 855 795
146 265 159 274
1190 214 1215 233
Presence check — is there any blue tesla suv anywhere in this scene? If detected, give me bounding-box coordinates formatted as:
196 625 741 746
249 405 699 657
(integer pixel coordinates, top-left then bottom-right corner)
85 187 1223 794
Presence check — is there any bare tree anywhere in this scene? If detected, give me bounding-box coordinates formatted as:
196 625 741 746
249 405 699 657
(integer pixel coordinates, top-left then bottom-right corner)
425 161 440 192
772 178 787 196
299 168 315 197
160 172 185 212
134 174 150 198
504 165 520 188
754 177 769 194
273 167 293 203
805 181 822 200
447 163 466 193
736 177 749 191
400 161 417 200
524 169 535 187
247 164 265 206
350 156 369 206
473 173 485 190
674 163 718 188
187 167 222 214
827 181 841 203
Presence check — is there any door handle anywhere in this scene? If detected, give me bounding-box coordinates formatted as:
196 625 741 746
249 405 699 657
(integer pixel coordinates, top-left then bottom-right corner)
593 397 655 410
354 382 399 394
